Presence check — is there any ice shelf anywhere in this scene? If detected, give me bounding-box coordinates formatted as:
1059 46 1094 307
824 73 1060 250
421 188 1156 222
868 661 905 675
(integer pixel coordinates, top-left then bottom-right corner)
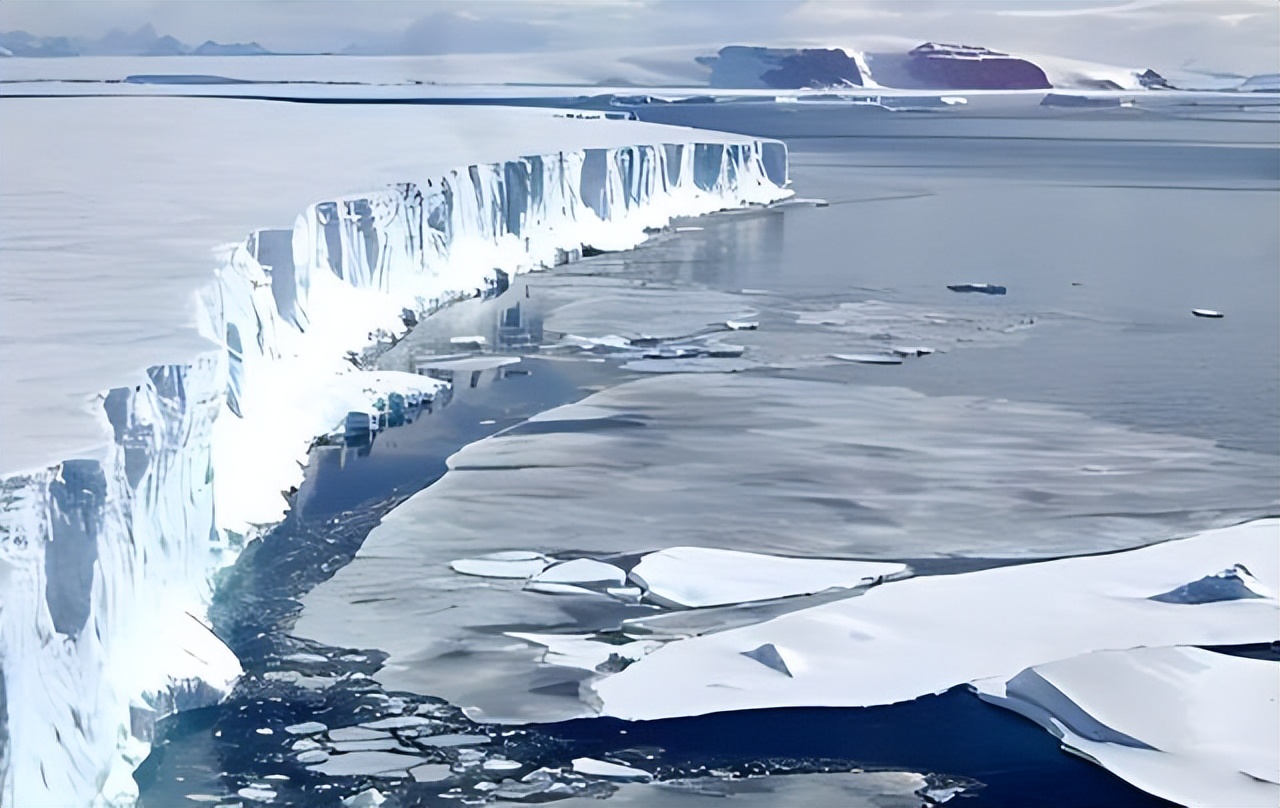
0 96 789 807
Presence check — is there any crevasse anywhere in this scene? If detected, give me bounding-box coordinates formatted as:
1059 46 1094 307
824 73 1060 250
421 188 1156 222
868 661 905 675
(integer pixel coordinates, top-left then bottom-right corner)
0 137 790 807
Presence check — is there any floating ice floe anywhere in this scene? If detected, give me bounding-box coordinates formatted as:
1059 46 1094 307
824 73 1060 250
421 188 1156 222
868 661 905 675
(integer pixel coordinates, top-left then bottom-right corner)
342 789 387 808
307 751 430 777
1192 308 1224 318
830 353 903 365
725 319 759 330
329 726 390 742
572 757 654 781
629 546 909 608
533 559 627 585
410 763 453 783
890 346 935 357
973 646 1279 808
238 785 277 802
591 519 1278 721
450 551 550 579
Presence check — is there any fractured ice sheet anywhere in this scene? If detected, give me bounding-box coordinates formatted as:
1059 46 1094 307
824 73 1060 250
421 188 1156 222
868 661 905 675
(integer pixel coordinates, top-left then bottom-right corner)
589 519 1278 720
554 770 966 807
973 646 1280 808
629 546 907 608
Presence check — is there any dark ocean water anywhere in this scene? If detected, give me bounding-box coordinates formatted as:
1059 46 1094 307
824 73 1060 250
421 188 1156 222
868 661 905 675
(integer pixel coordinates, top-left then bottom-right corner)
138 100 1277 807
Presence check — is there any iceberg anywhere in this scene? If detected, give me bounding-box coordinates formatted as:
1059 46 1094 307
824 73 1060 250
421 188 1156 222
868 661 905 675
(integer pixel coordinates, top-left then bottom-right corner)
973 646 1279 807
590 519 1278 721
0 97 789 806
628 546 908 608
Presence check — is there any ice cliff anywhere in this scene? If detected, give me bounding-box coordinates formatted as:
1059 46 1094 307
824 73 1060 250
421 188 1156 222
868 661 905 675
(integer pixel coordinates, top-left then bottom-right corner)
0 108 789 807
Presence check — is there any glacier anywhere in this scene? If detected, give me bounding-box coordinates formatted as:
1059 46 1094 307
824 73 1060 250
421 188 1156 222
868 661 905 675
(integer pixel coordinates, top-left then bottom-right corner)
0 97 789 807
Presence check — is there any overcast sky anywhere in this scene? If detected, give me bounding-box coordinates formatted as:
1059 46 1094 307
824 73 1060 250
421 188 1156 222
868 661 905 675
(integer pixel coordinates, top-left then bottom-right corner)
2 0 1276 74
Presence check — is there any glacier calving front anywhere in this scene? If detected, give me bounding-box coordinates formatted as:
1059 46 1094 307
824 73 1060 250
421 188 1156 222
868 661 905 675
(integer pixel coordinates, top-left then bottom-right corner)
0 98 789 807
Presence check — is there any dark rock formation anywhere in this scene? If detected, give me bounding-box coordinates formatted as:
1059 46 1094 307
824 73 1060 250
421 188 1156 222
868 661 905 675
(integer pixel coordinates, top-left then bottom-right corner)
698 46 864 89
906 42 1051 90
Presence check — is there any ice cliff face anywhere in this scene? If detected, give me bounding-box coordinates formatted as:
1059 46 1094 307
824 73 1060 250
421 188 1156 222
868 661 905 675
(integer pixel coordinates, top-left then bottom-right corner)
0 135 789 807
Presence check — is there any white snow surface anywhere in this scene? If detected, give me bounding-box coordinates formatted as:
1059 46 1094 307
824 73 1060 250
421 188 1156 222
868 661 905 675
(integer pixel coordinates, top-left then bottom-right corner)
973 646 1279 808
630 546 908 608
591 519 1278 721
0 95 788 807
0 97 785 476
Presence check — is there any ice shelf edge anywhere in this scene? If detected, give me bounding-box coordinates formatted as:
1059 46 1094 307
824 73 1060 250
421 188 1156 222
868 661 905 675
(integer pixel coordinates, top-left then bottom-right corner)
0 136 790 807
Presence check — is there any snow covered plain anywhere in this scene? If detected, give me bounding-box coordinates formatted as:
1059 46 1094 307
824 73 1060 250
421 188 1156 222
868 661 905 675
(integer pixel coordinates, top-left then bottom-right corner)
0 94 789 807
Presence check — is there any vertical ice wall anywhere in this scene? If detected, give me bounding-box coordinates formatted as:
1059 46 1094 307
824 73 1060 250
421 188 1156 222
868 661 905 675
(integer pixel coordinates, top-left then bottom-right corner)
0 137 789 806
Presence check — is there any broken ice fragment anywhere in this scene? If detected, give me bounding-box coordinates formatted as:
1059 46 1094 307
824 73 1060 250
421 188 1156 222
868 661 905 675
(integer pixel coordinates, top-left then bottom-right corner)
238 785 277 801
1192 309 1224 318
419 733 491 747
342 788 387 808
450 551 549 579
831 353 903 365
307 752 429 777
741 643 793 677
629 546 907 608
530 558 626 587
329 726 390 742
1149 565 1271 604
410 763 453 783
725 320 759 330
571 757 654 781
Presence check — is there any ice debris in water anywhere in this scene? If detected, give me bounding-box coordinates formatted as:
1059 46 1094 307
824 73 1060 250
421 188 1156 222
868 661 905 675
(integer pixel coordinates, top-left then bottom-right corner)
831 353 903 365
1149 564 1271 604
307 751 429 777
530 558 627 588
450 551 549 579
571 757 654 781
410 763 453 783
1192 308 1224 318
238 785 277 801
419 733 491 747
629 546 908 608
342 788 387 808
329 726 390 742
725 320 759 330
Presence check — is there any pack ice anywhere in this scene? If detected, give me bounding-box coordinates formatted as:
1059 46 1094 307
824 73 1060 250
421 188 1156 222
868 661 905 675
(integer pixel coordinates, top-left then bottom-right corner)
0 96 789 807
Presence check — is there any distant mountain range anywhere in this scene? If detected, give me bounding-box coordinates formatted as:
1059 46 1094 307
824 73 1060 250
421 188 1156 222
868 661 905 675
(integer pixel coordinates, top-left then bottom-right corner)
0 24 272 57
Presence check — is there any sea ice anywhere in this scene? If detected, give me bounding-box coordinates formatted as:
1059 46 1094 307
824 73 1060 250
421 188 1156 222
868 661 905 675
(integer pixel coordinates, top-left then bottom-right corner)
571 757 654 781
450 551 550 579
530 559 627 587
629 546 908 608
973 646 1279 807
306 751 429 777
591 519 1278 720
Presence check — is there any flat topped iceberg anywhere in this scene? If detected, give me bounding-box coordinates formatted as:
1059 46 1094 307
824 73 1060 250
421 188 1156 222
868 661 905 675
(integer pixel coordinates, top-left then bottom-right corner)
629 546 908 608
973 646 1279 808
591 519 1278 721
